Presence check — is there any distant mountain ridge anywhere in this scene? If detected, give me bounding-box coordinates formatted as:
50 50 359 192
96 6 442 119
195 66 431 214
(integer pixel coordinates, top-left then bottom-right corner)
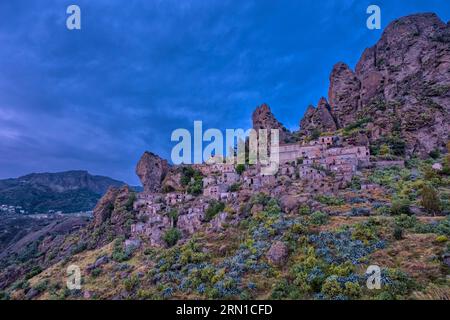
0 170 139 214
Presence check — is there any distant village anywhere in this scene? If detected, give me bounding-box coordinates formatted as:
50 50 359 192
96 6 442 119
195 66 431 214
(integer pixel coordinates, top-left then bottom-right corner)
0 204 93 217
0 205 27 215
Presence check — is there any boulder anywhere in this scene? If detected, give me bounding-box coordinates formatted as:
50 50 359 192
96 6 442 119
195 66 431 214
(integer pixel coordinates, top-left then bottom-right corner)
136 151 169 193
266 241 289 265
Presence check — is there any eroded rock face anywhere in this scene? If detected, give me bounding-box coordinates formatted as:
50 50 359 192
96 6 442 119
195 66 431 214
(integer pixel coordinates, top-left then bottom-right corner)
136 151 169 193
92 186 136 239
299 98 337 136
93 187 120 227
354 13 450 156
252 103 291 143
266 241 289 265
300 13 450 155
161 167 183 192
328 62 361 128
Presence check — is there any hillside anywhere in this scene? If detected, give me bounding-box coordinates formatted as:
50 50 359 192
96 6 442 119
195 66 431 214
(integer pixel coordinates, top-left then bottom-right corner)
0 13 449 301
0 171 129 213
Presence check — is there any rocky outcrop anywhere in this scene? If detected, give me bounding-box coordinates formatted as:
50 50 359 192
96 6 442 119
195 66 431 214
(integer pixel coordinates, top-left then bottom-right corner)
93 187 120 227
299 98 337 136
266 241 289 265
92 186 136 239
161 167 184 192
136 151 169 193
252 103 292 143
299 13 450 156
328 62 361 128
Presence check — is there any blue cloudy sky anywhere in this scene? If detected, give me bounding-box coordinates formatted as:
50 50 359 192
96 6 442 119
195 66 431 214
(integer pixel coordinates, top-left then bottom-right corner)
0 0 449 185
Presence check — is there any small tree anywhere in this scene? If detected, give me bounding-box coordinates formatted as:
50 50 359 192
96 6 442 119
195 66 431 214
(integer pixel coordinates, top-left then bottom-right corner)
168 209 178 227
163 228 181 247
390 198 411 215
311 129 321 141
235 164 246 175
379 144 391 156
420 184 441 216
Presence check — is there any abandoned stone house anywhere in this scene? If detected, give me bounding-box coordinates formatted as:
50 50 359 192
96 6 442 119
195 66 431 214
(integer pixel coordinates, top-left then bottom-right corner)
165 192 189 205
203 184 228 200
143 202 163 215
202 176 217 188
218 172 239 184
177 210 204 235
280 165 296 177
298 165 326 180
131 212 171 247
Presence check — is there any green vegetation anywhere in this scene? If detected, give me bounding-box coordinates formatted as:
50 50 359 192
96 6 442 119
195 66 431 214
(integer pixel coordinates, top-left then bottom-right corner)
235 164 246 175
229 183 241 192
420 184 441 215
315 195 345 206
180 167 204 196
205 200 225 222
343 117 372 134
390 198 411 215
310 211 329 226
111 238 132 262
311 128 321 141
163 228 182 247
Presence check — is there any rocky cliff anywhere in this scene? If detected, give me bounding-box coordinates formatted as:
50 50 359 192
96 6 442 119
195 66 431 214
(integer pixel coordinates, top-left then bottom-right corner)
300 13 450 156
252 103 293 143
136 151 169 193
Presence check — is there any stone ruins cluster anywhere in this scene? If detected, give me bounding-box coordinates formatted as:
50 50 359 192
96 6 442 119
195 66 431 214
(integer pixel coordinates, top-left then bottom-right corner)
129 134 371 247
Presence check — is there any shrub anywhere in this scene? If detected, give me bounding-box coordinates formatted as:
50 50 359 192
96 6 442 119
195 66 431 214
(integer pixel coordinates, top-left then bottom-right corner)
205 200 225 222
167 209 179 226
393 226 404 240
390 198 411 215
26 266 43 280
315 195 345 206
125 192 137 211
181 167 203 195
163 228 182 247
344 282 361 299
229 183 241 192
321 276 342 298
71 241 88 255
299 205 311 215
435 235 448 243
350 176 361 190
112 238 132 262
34 280 49 293
343 117 372 133
351 219 380 243
429 149 440 159
235 164 246 175
91 268 102 278
420 184 441 215
310 211 329 226
311 129 321 141
123 275 139 292
394 214 417 229
265 198 281 216
0 291 10 300
250 193 270 206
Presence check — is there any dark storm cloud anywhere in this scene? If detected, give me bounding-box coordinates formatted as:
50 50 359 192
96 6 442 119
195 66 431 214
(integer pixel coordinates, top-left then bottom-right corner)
0 0 449 184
